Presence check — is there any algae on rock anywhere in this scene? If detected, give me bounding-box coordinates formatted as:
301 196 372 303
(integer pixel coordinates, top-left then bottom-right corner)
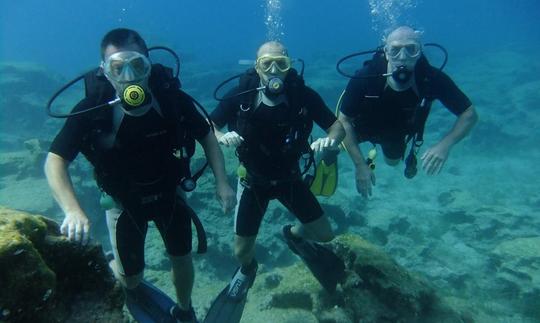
0 206 123 322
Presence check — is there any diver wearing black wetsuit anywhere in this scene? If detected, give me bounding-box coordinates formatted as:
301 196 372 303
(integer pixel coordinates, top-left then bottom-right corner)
203 41 345 323
211 82 337 236
341 57 471 160
45 28 235 323
339 26 477 198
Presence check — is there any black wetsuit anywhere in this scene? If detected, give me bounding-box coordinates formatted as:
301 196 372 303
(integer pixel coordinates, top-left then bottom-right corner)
211 84 336 237
50 75 209 276
340 58 471 159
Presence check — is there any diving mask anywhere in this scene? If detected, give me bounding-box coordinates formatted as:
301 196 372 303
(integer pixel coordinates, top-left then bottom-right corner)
103 51 151 83
385 43 422 60
256 55 292 73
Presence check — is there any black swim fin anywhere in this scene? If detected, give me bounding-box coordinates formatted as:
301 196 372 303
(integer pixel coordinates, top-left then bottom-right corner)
124 280 177 323
203 264 257 323
202 285 247 323
283 225 345 293
309 149 339 197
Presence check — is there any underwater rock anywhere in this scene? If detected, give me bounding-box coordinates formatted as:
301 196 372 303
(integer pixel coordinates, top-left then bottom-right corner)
335 234 467 322
239 234 467 323
0 139 103 226
489 237 540 321
0 63 63 137
492 237 540 286
0 151 27 177
0 138 50 180
21 139 49 178
0 206 123 322
437 188 477 209
0 139 54 214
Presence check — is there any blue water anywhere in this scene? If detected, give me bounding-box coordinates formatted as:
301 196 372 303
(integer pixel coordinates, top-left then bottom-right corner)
2 1 538 75
1 1 540 322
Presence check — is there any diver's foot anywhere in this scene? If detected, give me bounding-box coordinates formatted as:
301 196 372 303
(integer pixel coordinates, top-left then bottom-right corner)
227 260 258 301
283 225 345 293
170 304 198 323
282 224 319 260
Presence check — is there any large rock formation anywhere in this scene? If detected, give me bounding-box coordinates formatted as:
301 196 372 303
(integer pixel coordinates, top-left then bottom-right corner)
0 207 123 322
204 234 470 323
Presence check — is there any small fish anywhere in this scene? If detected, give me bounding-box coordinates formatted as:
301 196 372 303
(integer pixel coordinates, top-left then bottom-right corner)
13 249 25 256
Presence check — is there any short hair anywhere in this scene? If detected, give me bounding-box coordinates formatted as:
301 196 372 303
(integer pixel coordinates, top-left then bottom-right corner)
100 28 148 59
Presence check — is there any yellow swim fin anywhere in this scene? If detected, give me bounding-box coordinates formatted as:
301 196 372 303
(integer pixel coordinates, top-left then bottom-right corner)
309 150 339 197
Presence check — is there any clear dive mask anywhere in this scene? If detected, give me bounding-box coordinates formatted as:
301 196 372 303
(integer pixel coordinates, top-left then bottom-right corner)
213 57 305 102
256 55 292 73
384 43 422 60
102 51 152 108
384 43 421 84
102 51 151 83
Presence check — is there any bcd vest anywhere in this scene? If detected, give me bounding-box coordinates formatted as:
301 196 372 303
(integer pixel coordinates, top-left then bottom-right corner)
80 64 196 200
353 51 438 144
233 68 313 176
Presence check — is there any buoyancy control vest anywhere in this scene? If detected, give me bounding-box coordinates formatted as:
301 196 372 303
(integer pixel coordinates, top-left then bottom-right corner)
354 51 438 145
80 64 197 200
234 68 314 178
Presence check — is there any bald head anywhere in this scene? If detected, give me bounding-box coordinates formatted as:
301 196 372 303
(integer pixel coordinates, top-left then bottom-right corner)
385 26 422 46
257 41 288 58
255 41 290 87
384 26 423 89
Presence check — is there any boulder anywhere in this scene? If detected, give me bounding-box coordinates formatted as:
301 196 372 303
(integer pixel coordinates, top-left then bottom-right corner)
234 234 469 323
0 207 123 322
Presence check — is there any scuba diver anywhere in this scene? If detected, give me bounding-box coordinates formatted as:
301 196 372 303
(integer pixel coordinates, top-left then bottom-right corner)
336 26 478 198
205 41 345 323
44 28 236 323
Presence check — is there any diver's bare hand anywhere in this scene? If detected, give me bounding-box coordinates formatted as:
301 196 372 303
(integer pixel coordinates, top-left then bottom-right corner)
216 181 236 213
421 142 450 175
60 210 90 245
218 131 244 148
310 137 338 153
355 163 375 198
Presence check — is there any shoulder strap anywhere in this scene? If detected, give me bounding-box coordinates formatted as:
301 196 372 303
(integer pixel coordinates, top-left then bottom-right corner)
149 64 182 121
150 63 181 90
358 51 387 98
83 68 115 105
80 68 116 126
235 69 260 136
414 56 435 98
144 64 198 159
408 56 437 145
238 68 260 109
284 68 306 113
